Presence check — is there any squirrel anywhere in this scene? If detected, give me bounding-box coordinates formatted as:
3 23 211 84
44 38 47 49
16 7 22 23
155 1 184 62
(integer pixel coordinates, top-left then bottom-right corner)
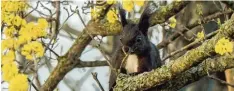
109 3 162 90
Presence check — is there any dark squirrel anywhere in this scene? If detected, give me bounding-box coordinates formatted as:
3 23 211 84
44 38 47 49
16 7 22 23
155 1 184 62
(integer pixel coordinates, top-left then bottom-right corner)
109 3 161 90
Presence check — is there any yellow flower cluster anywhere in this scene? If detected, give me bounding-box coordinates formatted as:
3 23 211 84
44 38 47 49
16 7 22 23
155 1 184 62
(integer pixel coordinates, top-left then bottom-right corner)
106 0 145 12
1 2 47 91
21 41 45 60
91 8 100 20
2 1 28 26
169 16 177 28
215 37 233 55
196 31 205 40
107 0 116 4
107 9 118 23
1 51 28 91
2 50 15 64
1 38 17 51
2 62 19 82
9 74 28 91
1 1 28 12
18 19 48 45
122 0 145 12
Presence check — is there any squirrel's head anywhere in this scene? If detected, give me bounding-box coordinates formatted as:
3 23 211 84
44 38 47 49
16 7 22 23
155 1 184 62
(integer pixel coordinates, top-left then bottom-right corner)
119 4 152 55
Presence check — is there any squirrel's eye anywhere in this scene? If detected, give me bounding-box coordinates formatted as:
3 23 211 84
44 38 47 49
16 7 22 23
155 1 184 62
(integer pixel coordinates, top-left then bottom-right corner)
136 37 142 42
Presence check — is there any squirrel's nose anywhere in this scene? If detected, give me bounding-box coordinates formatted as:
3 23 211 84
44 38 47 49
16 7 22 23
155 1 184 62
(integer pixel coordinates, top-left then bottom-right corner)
128 48 134 53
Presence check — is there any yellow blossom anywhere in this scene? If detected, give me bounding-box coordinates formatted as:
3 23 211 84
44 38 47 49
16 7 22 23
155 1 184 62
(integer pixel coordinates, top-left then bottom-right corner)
1 1 28 25
215 37 233 55
21 41 45 60
33 25 47 39
13 15 23 27
38 18 48 29
169 16 177 28
9 74 28 91
123 0 134 12
18 21 47 43
107 9 118 23
134 0 145 6
4 26 16 38
91 8 99 19
107 0 116 4
3 14 15 25
2 50 15 64
196 31 205 40
1 38 16 50
2 62 19 82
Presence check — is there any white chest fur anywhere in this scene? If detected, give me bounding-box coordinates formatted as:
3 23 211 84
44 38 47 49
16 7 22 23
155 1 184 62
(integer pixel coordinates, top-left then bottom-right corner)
124 54 139 73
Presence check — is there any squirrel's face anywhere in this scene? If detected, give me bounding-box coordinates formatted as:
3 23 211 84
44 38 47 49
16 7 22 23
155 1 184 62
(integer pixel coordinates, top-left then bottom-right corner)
119 4 151 55
120 24 150 55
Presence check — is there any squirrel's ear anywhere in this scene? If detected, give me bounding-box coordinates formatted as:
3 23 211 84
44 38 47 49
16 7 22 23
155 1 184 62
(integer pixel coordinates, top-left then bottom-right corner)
138 2 152 35
119 4 128 27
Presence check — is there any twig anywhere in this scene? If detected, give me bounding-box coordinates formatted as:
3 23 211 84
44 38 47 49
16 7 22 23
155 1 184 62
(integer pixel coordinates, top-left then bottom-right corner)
58 6 77 30
162 30 218 61
208 75 234 87
157 10 233 49
91 72 105 91
35 73 41 89
27 2 51 17
41 39 60 57
24 1 40 18
54 1 61 35
27 78 39 91
76 7 87 27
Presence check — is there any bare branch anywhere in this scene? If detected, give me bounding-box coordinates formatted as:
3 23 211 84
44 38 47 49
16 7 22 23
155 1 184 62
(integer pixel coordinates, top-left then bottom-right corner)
208 75 234 87
162 30 218 61
157 9 233 49
77 60 108 68
91 72 105 91
28 78 39 91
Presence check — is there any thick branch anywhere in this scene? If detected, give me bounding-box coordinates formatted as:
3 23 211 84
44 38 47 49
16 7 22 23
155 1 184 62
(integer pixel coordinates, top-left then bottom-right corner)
40 4 115 90
149 1 190 26
114 14 234 90
77 60 108 68
156 54 234 91
89 1 189 36
40 30 92 91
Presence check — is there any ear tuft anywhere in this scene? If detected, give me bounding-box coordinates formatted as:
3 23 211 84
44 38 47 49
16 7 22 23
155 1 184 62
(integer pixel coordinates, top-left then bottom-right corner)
138 2 152 35
118 4 128 27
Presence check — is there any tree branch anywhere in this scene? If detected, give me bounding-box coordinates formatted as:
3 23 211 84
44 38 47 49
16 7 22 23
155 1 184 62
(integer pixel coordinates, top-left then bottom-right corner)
40 4 116 91
88 1 189 36
113 14 234 91
77 60 108 68
149 1 190 26
157 9 233 49
156 54 234 90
